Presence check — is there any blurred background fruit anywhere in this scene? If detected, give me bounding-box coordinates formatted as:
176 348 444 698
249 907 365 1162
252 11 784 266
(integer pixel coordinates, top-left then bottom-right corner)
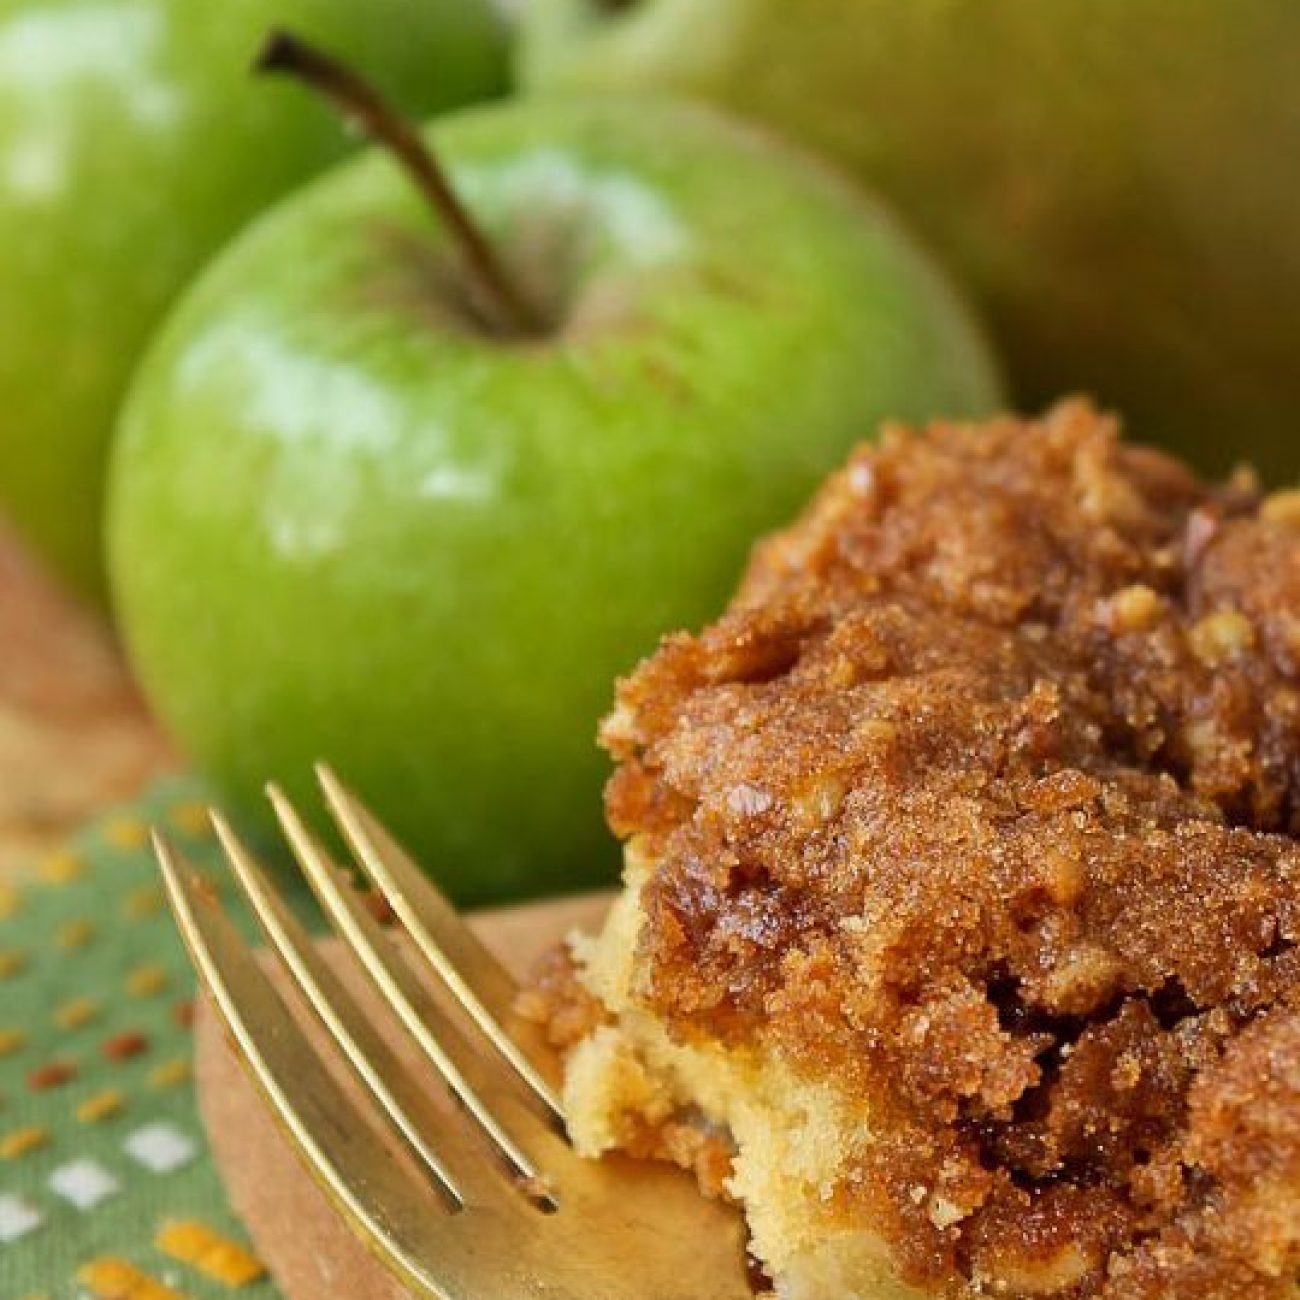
108 93 1000 904
519 0 1300 481
0 0 508 602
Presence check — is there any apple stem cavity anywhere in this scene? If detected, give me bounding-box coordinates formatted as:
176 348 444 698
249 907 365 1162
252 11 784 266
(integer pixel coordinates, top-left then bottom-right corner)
255 29 546 339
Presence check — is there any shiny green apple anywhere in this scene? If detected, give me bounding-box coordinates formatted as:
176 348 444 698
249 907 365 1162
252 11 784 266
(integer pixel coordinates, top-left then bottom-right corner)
108 94 1000 904
519 0 1300 481
0 0 507 600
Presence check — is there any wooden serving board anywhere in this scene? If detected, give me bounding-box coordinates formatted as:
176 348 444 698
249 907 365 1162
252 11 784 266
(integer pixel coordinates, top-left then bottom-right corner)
196 891 612 1300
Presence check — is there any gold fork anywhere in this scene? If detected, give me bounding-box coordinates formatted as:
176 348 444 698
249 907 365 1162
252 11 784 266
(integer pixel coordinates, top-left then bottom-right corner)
153 764 751 1300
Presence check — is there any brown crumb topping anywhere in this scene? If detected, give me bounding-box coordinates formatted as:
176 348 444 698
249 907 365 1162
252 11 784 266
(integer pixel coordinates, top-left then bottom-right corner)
599 401 1300 1297
521 947 738 1199
517 944 611 1054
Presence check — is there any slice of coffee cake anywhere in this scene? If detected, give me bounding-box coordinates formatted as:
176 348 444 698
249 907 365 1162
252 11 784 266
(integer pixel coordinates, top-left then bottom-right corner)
526 401 1300 1298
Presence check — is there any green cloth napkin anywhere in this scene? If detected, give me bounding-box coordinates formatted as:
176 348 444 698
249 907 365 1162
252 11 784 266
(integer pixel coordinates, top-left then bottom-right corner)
0 777 281 1300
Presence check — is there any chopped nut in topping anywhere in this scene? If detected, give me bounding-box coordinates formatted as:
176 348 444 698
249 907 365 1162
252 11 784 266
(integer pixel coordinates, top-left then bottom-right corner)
1102 583 1163 634
1190 609 1256 666
1261 488 1300 528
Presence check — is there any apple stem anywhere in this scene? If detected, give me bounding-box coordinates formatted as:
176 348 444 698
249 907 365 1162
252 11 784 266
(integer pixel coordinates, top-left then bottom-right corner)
255 30 545 338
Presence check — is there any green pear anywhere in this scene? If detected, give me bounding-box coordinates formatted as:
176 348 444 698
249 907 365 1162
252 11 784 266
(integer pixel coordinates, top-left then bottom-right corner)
519 0 1300 481
0 0 507 601
108 78 1000 905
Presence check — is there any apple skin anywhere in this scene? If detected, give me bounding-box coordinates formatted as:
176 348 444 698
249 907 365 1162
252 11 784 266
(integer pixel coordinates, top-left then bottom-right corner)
108 96 1001 904
0 0 508 602
518 0 1300 483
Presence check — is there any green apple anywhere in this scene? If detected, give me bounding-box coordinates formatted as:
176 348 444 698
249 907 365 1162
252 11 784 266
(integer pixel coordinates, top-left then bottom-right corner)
518 0 1300 482
108 86 1001 905
0 0 507 601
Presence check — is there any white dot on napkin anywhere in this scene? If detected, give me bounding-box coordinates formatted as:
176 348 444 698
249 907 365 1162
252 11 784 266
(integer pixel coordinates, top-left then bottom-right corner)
0 1193 43 1243
123 1122 197 1174
49 1158 120 1209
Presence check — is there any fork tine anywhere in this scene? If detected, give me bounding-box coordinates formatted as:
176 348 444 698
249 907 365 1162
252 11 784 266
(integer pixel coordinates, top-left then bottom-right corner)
265 785 564 1189
153 832 463 1300
316 763 562 1119
209 811 508 1209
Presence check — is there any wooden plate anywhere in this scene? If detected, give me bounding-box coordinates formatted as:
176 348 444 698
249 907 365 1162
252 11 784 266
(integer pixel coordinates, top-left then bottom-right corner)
196 891 611 1299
